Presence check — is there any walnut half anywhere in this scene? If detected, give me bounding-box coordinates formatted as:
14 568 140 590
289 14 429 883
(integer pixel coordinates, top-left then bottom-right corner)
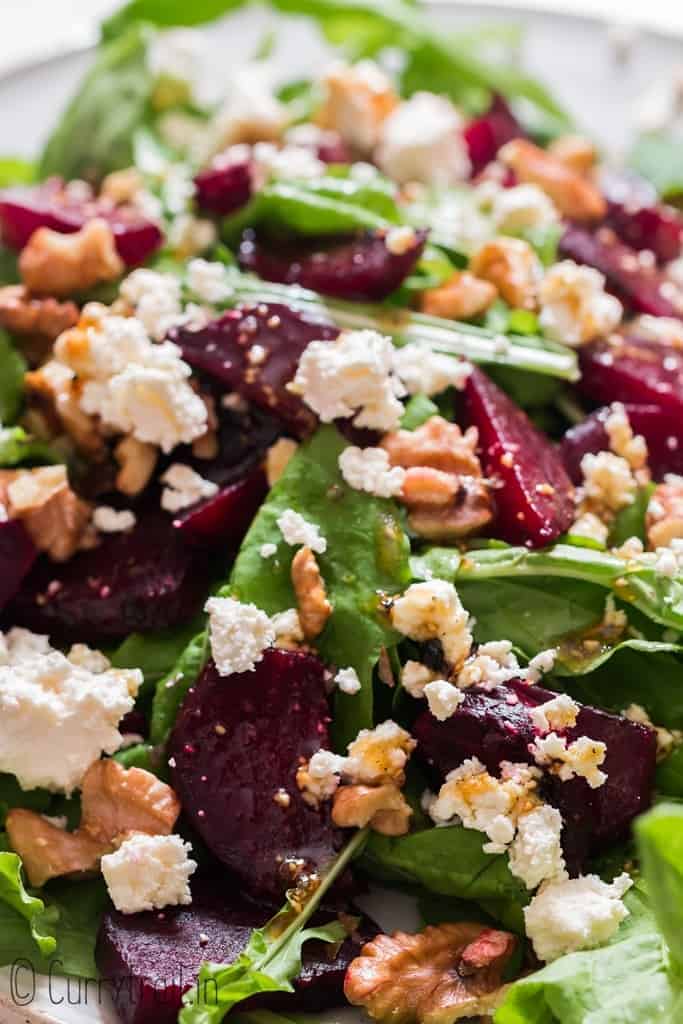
291 545 332 640
332 783 412 836
19 218 124 297
345 923 517 1024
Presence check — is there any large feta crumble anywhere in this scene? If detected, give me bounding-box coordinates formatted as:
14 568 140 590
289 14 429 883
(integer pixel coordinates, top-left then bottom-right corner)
0 629 141 794
507 804 567 890
335 666 362 695
539 260 623 347
424 679 464 721
338 446 405 498
160 463 219 512
205 596 274 676
530 693 579 734
101 833 197 915
186 258 234 304
345 720 416 785
390 580 473 670
377 92 471 186
530 733 607 788
580 450 637 513
276 509 327 553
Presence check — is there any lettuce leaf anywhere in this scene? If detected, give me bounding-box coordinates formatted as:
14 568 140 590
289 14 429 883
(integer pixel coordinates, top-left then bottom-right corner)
636 803 683 974
0 330 26 425
0 852 57 958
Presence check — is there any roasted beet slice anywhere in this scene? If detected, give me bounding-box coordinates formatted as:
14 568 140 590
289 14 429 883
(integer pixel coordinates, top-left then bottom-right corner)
96 877 376 1024
8 513 209 642
578 336 683 424
238 228 427 301
0 519 37 614
169 650 340 899
172 303 339 436
601 170 683 264
173 466 268 546
316 133 353 165
559 225 681 318
461 368 575 547
194 152 254 216
560 403 683 483
464 96 524 176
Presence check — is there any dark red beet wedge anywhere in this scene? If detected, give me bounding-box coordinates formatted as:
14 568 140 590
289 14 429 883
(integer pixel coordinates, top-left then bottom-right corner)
96 878 377 1024
173 466 267 547
464 96 524 176
168 650 340 899
462 368 575 547
172 303 339 436
578 336 683 424
601 170 683 264
194 152 254 216
315 133 353 165
560 403 683 483
0 519 37 614
238 228 427 301
559 225 682 318
0 180 163 266
8 513 209 642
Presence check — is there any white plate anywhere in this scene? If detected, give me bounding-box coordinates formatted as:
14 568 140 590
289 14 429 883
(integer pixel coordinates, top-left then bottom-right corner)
0 4 681 1022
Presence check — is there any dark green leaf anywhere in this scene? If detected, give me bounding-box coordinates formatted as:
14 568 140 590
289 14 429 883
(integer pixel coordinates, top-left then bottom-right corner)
150 626 210 746
628 132 683 200
0 426 59 468
0 852 57 957
110 613 205 690
636 802 683 973
0 330 26 424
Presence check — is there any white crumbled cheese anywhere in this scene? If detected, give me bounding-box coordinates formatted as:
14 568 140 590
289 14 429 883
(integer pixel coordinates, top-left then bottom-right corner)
400 659 438 698
206 66 286 153
101 834 197 915
391 580 472 671
0 629 140 794
631 314 683 347
168 213 217 259
385 225 418 255
260 542 277 558
456 640 521 690
570 512 609 545
290 329 405 432
335 666 362 695
322 60 396 154
491 184 559 234
580 451 637 513
424 679 464 721
93 506 137 533
604 402 648 471
270 608 304 647
299 749 347 803
160 463 219 513
186 258 234 304
392 345 473 397
530 694 579 735
338 446 405 498
377 92 471 186
508 804 567 890
524 872 633 963
276 508 327 553
539 261 623 347
119 270 184 342
525 648 558 683
252 141 325 182
205 596 274 676
530 732 607 788
345 720 416 785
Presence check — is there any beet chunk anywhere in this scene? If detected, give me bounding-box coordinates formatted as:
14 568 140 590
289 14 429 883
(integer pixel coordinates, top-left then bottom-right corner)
559 225 681 318
238 228 427 301
172 303 339 436
461 368 575 547
601 170 683 264
560 403 683 484
194 152 254 216
96 878 376 1024
578 336 683 425
0 519 37 614
464 96 524 176
173 466 268 547
169 650 341 899
8 513 209 642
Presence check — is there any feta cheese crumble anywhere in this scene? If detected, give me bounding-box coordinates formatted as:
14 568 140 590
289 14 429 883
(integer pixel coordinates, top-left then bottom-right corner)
524 872 633 962
400 659 439 698
530 694 579 735
580 451 637 513
260 542 277 558
604 402 648 471
160 463 219 513
335 666 362 695
392 344 472 397
491 184 559 234
385 225 417 255
345 720 416 785
297 749 347 806
205 596 274 676
456 640 521 690
0 629 141 794
539 261 623 347
338 446 406 498
391 580 473 670
276 509 327 553
270 608 304 648
424 679 464 721
186 258 234 304
570 511 609 545
530 733 608 788
508 804 567 890
119 269 185 342
101 834 197 915
377 92 471 186
93 506 137 533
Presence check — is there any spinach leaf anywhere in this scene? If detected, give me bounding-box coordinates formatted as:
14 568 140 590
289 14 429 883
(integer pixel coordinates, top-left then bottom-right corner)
636 802 683 973
0 427 58 468
0 158 35 187
110 613 205 690
150 625 210 746
40 24 154 183
0 330 26 424
0 776 52 827
0 852 57 957
400 394 440 430
657 746 683 798
0 246 19 286
103 0 246 39
628 133 683 200
609 484 655 548
230 425 411 748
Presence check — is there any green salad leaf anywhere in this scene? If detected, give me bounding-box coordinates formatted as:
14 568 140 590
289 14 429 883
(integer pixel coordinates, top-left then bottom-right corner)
628 132 683 200
0 776 52 827
150 624 210 746
0 852 57 958
110 613 205 691
0 330 27 424
0 427 59 468
636 803 683 974
0 157 35 187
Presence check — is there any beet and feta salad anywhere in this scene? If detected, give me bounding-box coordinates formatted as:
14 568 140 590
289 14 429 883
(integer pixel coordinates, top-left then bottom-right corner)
4 3 683 1023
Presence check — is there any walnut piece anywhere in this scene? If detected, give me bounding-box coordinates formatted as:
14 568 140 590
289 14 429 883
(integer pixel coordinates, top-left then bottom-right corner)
345 923 517 1024
332 783 412 835
114 435 159 496
266 437 299 486
291 545 332 640
647 480 683 548
420 272 497 321
3 464 92 562
100 167 144 205
0 284 78 341
470 237 541 311
6 759 180 887
499 139 606 221
382 417 481 477
24 364 105 458
548 134 598 175
19 218 124 297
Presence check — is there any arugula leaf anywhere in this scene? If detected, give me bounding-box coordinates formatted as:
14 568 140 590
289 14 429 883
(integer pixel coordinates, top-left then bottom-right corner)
636 802 683 973
0 157 35 187
0 426 58 468
40 24 154 183
180 829 367 1024
628 133 683 200
230 425 410 748
0 852 57 957
0 330 26 424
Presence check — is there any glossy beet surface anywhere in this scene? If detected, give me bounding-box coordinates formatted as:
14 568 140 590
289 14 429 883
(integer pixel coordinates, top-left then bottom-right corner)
560 403 683 484
462 368 575 547
194 153 253 216
578 337 683 423
96 878 377 1024
601 170 683 264
0 519 37 615
559 225 681 318
169 650 340 899
238 228 427 301
414 680 656 872
0 180 163 265
8 513 209 642
173 303 339 436
173 466 268 547
464 96 524 176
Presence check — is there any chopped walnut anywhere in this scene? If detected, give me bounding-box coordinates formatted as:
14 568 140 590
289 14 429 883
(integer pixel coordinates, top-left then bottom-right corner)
266 437 298 486
24 363 105 458
5 809 107 888
291 545 332 640
114 435 159 496
4 464 92 562
382 417 481 477
420 272 497 321
499 139 606 221
0 285 78 342
100 167 145 205
470 237 542 311
332 783 412 835
345 923 517 1024
318 62 398 155
548 134 598 175
19 218 124 297
647 479 683 548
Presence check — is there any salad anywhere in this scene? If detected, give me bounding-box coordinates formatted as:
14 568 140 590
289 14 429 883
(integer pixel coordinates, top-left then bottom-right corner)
2 1 683 1022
